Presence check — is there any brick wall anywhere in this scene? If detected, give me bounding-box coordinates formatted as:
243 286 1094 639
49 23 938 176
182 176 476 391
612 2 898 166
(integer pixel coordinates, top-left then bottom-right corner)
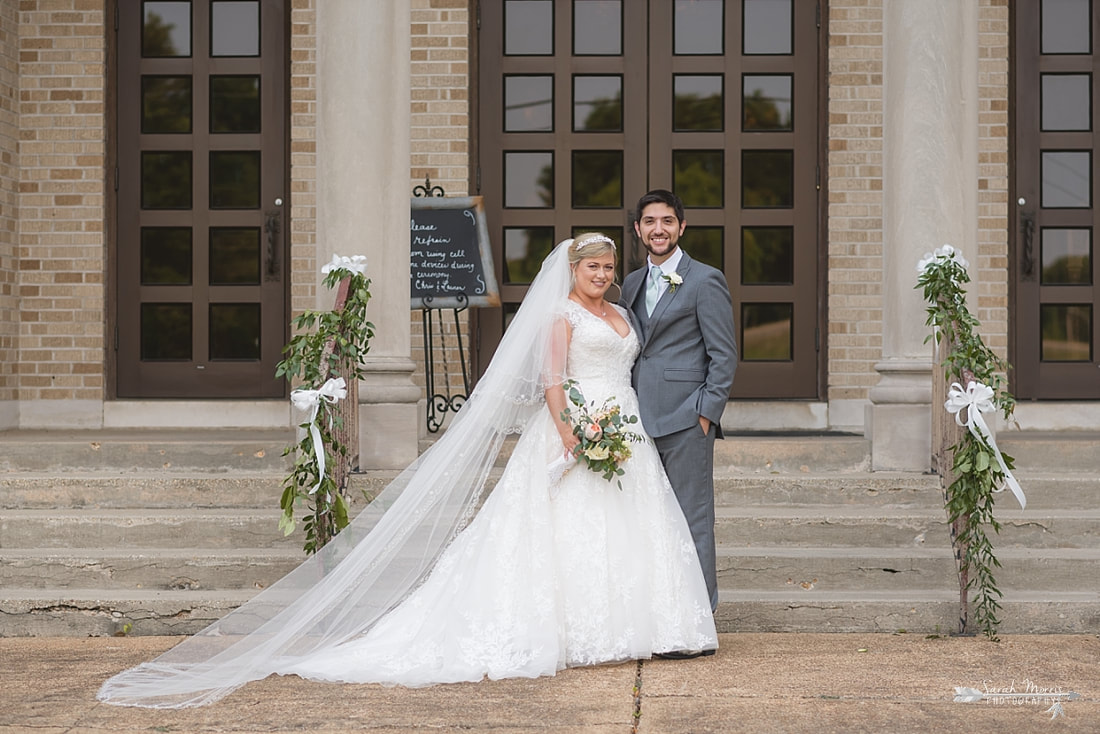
824 0 1011 406
410 0 470 402
0 1 18 407
977 0 1010 360
289 0 317 319
16 0 106 404
825 0 885 403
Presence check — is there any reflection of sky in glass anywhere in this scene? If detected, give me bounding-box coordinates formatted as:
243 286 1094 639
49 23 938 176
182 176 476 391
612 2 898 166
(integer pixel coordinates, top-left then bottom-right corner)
1041 229 1092 284
574 0 621 55
505 0 553 55
145 2 191 56
744 0 792 55
1042 151 1091 208
505 152 553 207
505 76 553 131
743 75 792 128
676 75 722 99
573 76 621 130
1042 0 1090 54
674 0 722 55
1042 75 1090 131
212 1 259 56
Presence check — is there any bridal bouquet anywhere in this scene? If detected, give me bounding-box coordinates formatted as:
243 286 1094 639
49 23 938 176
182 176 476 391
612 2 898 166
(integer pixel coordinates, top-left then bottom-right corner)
559 379 643 488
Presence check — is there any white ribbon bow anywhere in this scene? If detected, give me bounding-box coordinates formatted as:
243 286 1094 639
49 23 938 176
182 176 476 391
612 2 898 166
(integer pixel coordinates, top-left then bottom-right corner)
320 254 368 276
290 377 348 494
944 381 1026 509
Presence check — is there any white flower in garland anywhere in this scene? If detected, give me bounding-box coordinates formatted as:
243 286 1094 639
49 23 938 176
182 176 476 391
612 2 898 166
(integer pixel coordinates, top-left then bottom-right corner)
321 254 368 276
917 243 970 274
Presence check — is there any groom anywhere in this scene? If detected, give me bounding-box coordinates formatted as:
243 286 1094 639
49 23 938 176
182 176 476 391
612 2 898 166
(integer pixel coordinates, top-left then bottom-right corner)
622 189 737 631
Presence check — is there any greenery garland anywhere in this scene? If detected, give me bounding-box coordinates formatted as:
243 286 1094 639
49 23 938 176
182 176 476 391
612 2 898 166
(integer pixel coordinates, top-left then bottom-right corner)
275 257 375 554
917 245 1018 640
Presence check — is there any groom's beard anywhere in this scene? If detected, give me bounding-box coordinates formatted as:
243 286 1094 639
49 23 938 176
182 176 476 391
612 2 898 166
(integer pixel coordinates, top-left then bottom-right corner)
642 239 679 260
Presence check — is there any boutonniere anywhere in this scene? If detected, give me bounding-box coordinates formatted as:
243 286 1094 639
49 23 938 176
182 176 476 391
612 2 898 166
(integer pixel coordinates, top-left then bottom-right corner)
663 272 683 292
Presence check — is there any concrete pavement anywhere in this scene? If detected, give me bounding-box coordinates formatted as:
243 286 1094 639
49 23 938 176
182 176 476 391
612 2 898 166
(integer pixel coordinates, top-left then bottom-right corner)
1 633 1096 733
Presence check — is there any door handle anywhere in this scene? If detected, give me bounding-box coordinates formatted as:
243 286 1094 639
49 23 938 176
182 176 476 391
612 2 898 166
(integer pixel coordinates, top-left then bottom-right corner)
1017 197 1035 279
265 199 282 281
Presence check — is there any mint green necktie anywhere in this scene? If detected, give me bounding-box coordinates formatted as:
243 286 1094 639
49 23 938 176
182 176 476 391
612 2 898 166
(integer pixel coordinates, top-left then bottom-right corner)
645 265 662 316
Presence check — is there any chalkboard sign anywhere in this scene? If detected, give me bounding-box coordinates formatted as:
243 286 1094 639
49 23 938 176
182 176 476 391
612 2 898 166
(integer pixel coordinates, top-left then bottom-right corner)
410 196 500 309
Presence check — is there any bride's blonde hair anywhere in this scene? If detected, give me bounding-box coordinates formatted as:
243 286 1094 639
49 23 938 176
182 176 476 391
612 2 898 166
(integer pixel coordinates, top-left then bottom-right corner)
568 232 617 267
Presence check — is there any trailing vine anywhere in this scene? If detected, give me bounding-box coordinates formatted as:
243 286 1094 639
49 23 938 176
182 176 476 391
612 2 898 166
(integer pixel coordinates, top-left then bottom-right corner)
917 245 1023 640
275 255 374 554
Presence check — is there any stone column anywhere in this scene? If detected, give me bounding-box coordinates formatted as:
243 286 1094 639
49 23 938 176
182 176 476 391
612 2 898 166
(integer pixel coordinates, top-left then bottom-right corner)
871 0 979 471
316 1 419 469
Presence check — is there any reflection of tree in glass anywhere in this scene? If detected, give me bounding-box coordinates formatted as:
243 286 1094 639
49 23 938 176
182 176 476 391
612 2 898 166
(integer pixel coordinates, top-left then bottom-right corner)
505 229 554 284
142 304 191 360
1041 306 1091 360
742 152 792 208
674 92 722 130
743 89 790 130
579 90 623 131
743 304 792 361
535 163 554 207
680 228 723 270
674 153 723 207
211 231 261 283
1042 254 1089 284
741 228 792 284
211 306 261 360
143 77 192 133
211 153 260 208
142 153 192 209
573 152 622 207
143 13 181 57
212 77 261 133
142 229 191 284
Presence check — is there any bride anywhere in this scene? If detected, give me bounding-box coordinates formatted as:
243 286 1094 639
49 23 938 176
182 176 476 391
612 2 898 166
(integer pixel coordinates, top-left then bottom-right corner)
99 234 717 708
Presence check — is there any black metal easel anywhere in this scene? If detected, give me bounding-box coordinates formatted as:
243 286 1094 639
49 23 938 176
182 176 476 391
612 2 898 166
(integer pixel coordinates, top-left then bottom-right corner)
413 177 471 432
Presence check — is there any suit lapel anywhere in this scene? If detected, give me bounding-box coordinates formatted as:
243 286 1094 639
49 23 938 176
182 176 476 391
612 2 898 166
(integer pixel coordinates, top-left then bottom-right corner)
645 253 693 340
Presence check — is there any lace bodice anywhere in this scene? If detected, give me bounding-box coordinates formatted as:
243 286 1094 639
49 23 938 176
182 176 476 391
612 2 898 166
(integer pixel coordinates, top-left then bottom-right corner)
563 301 639 400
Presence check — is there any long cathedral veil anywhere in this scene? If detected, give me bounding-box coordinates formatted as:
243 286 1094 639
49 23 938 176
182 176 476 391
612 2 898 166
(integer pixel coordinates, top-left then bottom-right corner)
98 239 577 708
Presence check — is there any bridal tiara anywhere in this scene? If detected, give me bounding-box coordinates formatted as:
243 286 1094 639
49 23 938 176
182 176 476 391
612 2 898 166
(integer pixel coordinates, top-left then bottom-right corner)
573 234 615 250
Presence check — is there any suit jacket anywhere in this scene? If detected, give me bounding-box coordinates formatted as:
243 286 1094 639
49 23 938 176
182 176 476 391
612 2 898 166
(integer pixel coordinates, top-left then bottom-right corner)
621 251 737 439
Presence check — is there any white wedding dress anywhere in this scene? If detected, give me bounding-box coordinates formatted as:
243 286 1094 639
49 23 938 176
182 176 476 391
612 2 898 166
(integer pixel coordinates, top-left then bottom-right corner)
281 300 717 686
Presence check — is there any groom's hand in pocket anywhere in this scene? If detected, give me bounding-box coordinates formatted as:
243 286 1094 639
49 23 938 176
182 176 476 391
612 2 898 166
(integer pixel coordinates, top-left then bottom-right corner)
698 416 711 435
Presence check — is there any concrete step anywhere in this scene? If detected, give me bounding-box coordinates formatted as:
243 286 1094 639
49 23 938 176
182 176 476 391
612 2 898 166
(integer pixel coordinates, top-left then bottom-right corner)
3 586 1096 637
491 432 872 473
2 469 1087 513
713 589 1100 634
713 434 871 473
0 588 256 637
0 473 285 510
717 546 1100 592
0 548 302 591
714 507 1100 548
0 509 294 549
996 430 1100 473
0 429 294 473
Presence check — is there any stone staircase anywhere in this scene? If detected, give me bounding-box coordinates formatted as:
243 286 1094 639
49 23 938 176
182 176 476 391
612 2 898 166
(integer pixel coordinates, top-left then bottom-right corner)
1 428 1098 636
0 430 299 636
713 431 1100 634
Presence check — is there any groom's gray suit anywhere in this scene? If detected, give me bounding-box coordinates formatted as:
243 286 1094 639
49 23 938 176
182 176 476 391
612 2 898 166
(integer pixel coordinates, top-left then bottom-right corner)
622 252 737 611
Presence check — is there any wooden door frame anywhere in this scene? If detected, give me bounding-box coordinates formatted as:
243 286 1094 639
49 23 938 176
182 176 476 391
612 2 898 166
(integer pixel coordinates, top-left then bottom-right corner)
109 0 291 399
471 0 828 400
1010 0 1100 399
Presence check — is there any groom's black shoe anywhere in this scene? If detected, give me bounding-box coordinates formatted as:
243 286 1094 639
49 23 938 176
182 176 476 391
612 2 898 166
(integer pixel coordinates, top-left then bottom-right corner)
653 649 716 660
